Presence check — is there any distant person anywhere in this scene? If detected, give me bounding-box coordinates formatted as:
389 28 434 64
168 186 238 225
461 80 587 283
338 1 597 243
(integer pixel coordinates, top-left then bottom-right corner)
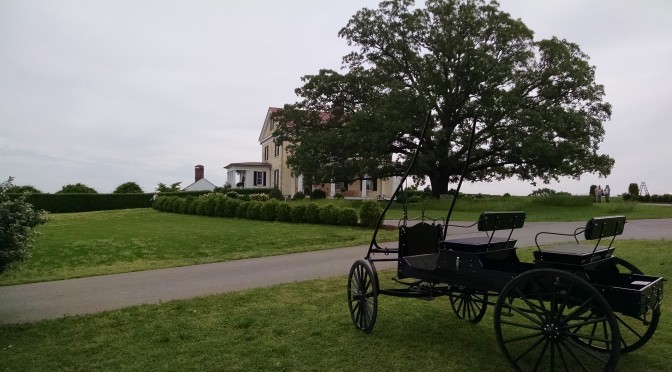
596 185 603 203
604 185 611 203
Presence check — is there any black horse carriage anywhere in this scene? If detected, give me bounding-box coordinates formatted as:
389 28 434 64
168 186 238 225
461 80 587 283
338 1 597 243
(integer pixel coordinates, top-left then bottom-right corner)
347 116 664 371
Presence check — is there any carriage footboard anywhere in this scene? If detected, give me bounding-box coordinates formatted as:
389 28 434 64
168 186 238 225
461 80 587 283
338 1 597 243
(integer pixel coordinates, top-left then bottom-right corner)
592 273 663 318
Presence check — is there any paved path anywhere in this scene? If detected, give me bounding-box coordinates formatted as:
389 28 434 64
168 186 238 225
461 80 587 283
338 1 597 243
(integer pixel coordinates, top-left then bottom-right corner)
1 219 670 325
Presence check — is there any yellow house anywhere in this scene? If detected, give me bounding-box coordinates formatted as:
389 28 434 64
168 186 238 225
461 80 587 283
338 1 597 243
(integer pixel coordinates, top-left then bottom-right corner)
225 107 400 199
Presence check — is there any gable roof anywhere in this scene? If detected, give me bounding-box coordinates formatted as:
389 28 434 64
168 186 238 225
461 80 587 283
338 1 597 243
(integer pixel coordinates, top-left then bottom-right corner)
183 178 216 192
258 107 281 143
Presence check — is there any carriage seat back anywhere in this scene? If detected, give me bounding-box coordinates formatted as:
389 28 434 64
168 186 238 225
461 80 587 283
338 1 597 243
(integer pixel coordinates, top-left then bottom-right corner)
441 211 526 252
534 216 626 265
399 222 442 258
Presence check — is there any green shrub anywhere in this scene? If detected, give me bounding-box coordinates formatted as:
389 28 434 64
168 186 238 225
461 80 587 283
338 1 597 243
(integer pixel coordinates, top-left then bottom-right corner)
224 198 241 218
246 202 263 220
1 178 49 273
319 204 339 225
260 200 278 221
276 203 291 222
236 202 250 218
622 193 633 201
305 203 321 223
337 208 358 226
292 192 305 200
187 198 199 215
290 204 306 223
360 200 383 227
309 189 326 200
214 197 227 217
250 193 270 202
628 183 640 196
153 196 167 211
176 198 188 214
226 191 239 199
268 188 284 200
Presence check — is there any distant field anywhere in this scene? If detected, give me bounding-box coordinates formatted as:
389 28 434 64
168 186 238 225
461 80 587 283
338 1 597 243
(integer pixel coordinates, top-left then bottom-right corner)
0 209 397 286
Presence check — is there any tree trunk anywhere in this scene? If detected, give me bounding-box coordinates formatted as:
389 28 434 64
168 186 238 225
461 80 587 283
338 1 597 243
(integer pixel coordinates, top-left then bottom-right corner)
428 172 451 198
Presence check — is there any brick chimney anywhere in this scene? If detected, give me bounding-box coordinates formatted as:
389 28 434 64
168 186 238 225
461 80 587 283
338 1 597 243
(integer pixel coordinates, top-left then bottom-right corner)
195 165 204 182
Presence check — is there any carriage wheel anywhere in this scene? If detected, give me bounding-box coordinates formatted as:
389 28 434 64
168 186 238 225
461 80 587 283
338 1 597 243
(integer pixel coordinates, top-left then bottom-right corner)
494 269 620 371
579 257 661 354
348 260 378 333
449 286 487 324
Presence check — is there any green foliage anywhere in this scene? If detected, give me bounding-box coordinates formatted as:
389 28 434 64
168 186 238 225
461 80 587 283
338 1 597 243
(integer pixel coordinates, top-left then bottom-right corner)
0 178 48 273
529 195 592 207
622 193 633 201
359 200 383 227
260 200 278 221
249 193 270 202
319 204 339 225
224 198 241 217
309 189 326 200
113 182 144 194
292 192 305 200
273 0 614 197
529 188 566 197
214 197 227 217
337 208 358 226
236 201 250 218
268 188 284 200
155 182 182 192
56 183 97 194
304 203 321 223
629 183 640 196
290 204 306 223
6 185 42 194
22 193 153 213
276 203 291 222
246 202 263 220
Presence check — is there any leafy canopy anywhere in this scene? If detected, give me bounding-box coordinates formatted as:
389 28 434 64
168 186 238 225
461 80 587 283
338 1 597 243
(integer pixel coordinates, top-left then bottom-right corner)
114 182 144 194
155 182 182 193
273 0 614 196
56 183 98 194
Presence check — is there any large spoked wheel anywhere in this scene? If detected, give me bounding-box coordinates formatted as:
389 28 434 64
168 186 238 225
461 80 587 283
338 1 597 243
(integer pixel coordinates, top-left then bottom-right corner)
584 257 661 354
494 269 620 372
347 260 379 333
449 286 488 324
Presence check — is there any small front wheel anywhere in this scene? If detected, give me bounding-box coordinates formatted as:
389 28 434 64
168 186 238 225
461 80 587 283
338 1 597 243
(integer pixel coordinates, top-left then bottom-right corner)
347 260 378 333
449 286 487 323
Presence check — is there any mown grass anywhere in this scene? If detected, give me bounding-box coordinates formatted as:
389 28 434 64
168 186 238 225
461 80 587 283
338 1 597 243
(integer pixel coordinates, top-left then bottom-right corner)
1 240 670 371
0 209 397 286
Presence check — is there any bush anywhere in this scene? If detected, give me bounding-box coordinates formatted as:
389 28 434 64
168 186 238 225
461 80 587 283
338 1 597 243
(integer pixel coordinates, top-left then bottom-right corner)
246 202 263 220
309 189 326 200
276 203 291 222
622 193 633 201
56 183 98 194
188 198 200 215
260 200 278 221
201 194 219 216
628 183 640 196
305 203 321 224
226 191 239 199
292 192 305 200
319 204 339 225
236 202 251 218
250 193 270 202
290 204 306 223
113 182 144 194
1 178 49 273
359 200 383 227
176 198 188 214
337 208 358 226
268 188 284 200
224 198 241 218
214 197 227 217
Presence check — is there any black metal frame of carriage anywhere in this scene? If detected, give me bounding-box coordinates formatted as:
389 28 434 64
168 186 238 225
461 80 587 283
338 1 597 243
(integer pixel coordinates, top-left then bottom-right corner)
347 114 664 371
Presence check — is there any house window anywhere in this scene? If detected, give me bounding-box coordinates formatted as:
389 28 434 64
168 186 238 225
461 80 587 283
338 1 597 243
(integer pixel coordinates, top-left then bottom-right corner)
273 169 279 188
254 171 267 186
335 181 348 192
274 143 280 157
367 178 378 191
264 146 269 161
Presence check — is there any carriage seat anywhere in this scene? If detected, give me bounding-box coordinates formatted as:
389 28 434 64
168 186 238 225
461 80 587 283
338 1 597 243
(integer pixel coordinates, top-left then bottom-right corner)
440 211 526 253
534 216 626 265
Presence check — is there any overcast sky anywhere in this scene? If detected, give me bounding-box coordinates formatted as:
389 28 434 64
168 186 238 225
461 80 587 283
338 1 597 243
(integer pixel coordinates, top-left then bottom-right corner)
1 0 670 195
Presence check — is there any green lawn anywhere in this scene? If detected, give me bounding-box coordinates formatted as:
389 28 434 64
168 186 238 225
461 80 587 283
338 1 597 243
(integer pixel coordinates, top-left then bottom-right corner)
0 209 397 286
1 240 670 371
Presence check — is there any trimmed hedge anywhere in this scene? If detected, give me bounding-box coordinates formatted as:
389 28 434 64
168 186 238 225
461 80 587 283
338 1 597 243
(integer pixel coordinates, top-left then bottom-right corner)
152 195 361 227
13 193 154 213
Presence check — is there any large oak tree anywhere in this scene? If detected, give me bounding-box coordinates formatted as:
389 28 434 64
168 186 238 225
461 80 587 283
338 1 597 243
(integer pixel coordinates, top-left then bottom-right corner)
273 0 614 196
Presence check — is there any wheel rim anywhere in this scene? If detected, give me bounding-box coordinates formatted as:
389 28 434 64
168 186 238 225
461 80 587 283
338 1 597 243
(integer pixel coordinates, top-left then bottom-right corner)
347 260 378 333
583 257 660 354
449 286 487 324
494 269 620 372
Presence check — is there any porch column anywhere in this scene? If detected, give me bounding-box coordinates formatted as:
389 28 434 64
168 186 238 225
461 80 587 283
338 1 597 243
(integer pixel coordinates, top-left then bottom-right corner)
297 175 303 194
330 182 336 197
361 178 366 198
